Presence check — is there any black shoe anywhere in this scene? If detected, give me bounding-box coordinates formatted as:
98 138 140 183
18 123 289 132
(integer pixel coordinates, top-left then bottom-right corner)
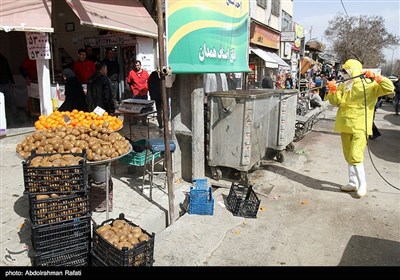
369 133 381 140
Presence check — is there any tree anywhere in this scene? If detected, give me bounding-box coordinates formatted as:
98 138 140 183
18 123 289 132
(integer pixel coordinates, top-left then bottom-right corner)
324 13 399 67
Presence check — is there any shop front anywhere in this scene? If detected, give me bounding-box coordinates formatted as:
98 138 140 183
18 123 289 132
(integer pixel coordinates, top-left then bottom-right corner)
248 20 290 88
0 0 158 118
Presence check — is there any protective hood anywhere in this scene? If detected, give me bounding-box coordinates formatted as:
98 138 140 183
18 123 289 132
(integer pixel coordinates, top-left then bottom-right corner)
342 59 363 77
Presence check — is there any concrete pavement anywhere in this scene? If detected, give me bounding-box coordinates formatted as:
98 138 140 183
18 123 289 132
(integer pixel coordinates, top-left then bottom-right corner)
153 101 400 266
0 115 188 266
1 101 399 266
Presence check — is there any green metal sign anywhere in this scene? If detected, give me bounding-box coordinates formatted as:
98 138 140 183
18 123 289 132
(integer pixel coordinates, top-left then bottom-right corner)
166 0 250 73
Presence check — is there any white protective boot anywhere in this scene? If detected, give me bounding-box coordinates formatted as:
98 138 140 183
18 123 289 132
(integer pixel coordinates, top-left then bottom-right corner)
355 163 367 197
340 164 358 192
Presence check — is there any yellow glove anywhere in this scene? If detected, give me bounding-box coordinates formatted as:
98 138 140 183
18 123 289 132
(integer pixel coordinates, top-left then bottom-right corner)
363 70 383 83
327 80 337 93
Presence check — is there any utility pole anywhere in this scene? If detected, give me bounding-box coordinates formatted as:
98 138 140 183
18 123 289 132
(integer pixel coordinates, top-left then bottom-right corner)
309 26 312 41
156 0 175 225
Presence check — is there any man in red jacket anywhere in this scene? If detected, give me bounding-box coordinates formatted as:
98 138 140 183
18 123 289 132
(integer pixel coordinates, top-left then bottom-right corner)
126 60 149 99
126 60 150 125
73 48 96 84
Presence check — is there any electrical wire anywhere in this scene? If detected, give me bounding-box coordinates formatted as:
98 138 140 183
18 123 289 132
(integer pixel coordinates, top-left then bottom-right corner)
360 77 399 190
340 0 349 17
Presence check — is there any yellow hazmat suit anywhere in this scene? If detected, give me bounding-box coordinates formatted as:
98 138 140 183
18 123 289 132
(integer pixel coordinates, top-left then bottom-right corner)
327 59 394 197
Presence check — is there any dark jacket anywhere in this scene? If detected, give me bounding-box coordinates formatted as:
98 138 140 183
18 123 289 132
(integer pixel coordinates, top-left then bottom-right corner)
394 80 400 95
86 71 115 113
102 58 120 82
59 69 88 112
262 75 274 89
148 71 161 103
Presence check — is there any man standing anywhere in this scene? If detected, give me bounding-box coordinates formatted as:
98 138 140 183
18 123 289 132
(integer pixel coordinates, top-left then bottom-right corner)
261 70 274 89
393 74 400 115
326 59 394 198
73 48 96 84
0 52 17 126
102 48 120 103
320 74 328 100
148 69 163 129
86 62 115 114
19 56 37 86
126 60 149 125
126 60 149 100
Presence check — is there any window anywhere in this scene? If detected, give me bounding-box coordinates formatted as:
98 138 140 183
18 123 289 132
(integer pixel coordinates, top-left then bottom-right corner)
271 0 280 17
281 11 293 32
257 0 267 8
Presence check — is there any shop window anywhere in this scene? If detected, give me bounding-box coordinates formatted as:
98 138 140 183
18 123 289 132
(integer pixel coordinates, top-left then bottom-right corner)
257 0 267 8
281 11 293 32
271 0 280 17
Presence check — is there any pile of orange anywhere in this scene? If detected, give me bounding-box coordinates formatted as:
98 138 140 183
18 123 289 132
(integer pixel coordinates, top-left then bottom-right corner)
34 110 123 131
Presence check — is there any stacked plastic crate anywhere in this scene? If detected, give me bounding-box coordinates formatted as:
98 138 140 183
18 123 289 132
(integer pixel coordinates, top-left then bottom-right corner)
91 213 155 266
189 178 214 215
23 151 91 266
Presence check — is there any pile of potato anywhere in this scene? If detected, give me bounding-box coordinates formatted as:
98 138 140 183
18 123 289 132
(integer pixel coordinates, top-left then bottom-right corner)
96 219 150 251
16 124 131 162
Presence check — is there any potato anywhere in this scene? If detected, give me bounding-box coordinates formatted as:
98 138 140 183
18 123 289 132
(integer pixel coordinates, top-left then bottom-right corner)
138 233 150 242
36 194 50 200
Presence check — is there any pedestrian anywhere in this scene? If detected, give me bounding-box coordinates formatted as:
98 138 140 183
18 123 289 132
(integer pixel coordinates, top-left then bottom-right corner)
226 73 237 90
261 70 274 89
285 73 293 89
101 48 120 102
148 69 163 129
73 48 96 84
0 52 17 127
393 74 400 115
326 59 394 197
86 62 115 114
58 68 88 112
369 97 382 140
320 74 328 100
19 56 37 86
126 60 149 125
85 45 99 63
309 88 322 109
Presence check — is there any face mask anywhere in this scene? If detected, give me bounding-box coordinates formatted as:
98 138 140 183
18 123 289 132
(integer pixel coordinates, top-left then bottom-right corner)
342 73 350 80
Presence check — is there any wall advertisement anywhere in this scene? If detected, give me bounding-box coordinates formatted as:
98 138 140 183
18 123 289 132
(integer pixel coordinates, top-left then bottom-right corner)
166 0 250 73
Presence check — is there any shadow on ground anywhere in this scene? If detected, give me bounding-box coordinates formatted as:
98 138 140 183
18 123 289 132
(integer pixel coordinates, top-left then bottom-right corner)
339 235 400 266
261 164 343 193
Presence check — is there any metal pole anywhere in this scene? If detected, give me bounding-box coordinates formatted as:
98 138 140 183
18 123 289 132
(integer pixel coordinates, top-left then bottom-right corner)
156 0 175 225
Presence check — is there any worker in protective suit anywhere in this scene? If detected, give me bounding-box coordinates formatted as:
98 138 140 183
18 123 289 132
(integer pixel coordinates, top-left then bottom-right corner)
326 59 394 198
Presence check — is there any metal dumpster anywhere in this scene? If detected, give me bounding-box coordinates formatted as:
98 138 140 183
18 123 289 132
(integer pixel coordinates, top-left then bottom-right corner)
206 90 273 181
251 89 298 163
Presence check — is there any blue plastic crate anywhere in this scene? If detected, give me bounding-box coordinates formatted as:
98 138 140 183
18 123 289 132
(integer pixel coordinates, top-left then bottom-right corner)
192 178 208 190
189 187 214 215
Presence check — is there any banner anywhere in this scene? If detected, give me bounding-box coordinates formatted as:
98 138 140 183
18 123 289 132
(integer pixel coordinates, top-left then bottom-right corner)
166 0 250 73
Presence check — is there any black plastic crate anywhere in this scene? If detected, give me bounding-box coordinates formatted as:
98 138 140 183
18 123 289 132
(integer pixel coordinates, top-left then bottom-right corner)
23 150 88 195
92 213 155 266
31 216 91 254
189 187 214 215
29 192 90 226
33 241 90 266
90 250 107 266
227 183 260 218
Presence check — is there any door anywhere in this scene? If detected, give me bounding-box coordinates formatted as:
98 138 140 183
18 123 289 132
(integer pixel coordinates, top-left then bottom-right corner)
120 45 137 99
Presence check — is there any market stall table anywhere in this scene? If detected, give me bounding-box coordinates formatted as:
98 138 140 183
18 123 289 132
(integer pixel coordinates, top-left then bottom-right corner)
114 109 157 139
87 145 132 219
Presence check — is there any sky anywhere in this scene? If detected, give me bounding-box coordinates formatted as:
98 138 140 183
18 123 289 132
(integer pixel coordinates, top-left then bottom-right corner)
293 0 400 63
